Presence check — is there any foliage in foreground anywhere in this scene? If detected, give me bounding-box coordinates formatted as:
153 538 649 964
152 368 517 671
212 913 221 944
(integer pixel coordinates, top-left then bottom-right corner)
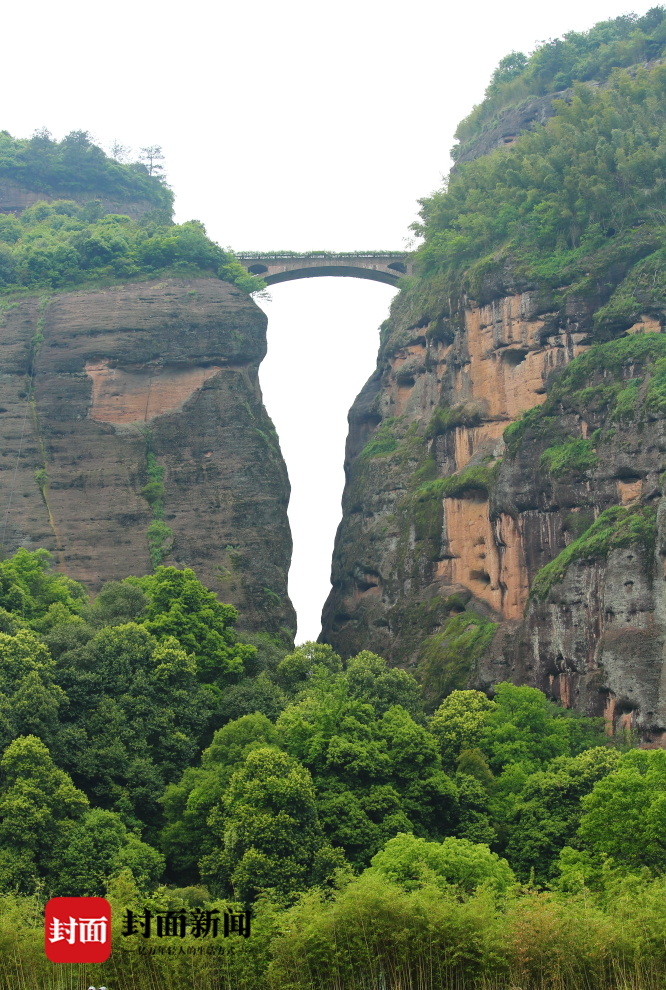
0 546 628 903
0 550 665 989
4 868 666 989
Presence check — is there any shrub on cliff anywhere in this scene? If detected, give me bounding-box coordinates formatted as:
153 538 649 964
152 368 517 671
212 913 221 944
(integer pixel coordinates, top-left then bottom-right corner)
0 199 260 293
455 8 666 147
414 55 666 331
0 129 173 206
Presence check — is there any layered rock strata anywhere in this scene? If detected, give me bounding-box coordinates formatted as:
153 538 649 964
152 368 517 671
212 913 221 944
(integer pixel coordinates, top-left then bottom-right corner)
321 286 666 738
0 278 294 638
0 177 161 220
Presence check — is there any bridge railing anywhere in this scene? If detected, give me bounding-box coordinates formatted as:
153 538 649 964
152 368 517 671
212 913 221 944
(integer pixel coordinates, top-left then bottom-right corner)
235 251 409 260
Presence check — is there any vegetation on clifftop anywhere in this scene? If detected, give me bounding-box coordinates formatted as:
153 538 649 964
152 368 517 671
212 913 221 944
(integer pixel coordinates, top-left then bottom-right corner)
0 129 173 208
454 7 666 147
411 29 666 331
0 200 260 293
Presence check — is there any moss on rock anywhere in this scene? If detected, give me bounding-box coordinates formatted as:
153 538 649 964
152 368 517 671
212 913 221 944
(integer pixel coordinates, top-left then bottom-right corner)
418 611 499 711
530 504 657 601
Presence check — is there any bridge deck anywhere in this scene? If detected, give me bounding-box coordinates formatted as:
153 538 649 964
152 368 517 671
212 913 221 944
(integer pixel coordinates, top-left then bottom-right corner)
236 252 413 287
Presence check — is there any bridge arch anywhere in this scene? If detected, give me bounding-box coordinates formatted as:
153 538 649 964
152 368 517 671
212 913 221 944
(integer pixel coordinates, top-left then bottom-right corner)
237 252 412 287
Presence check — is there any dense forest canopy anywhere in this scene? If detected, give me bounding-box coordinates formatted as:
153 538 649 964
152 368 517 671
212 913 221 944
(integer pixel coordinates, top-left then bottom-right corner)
0 547 652 904
2 550 666 987
0 129 173 208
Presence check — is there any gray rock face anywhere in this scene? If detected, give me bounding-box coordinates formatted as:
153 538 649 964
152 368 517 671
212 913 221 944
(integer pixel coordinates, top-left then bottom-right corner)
0 277 295 639
0 177 161 220
321 290 585 667
453 91 571 167
321 276 666 737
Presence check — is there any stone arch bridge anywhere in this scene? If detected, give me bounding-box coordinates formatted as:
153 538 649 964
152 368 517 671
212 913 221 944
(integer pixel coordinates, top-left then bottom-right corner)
236 252 413 287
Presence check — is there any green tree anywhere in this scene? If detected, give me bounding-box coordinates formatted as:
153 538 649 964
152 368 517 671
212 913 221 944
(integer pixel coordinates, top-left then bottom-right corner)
0 629 66 755
454 749 496 845
160 713 281 884
276 641 342 690
504 747 620 882
212 673 289 726
0 549 86 629
345 651 425 721
139 145 165 177
53 625 216 837
132 567 256 685
480 684 572 773
574 749 666 872
277 674 458 866
0 735 88 892
85 580 148 627
429 690 496 770
200 747 344 904
366 832 515 895
52 807 163 895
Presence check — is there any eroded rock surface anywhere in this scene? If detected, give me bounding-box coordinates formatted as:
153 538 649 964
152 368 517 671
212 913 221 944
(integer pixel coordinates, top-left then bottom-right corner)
0 278 294 638
321 281 666 737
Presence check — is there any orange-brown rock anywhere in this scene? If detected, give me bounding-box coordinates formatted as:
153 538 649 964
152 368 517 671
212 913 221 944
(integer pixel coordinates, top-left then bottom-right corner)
322 287 580 665
322 270 666 738
85 360 223 424
0 278 294 638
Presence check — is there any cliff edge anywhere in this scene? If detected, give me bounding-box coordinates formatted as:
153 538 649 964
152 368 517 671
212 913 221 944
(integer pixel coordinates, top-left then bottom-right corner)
322 22 666 739
0 278 295 639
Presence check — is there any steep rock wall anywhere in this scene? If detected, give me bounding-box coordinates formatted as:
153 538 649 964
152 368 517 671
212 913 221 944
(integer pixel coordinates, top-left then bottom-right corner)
0 278 294 638
321 285 666 737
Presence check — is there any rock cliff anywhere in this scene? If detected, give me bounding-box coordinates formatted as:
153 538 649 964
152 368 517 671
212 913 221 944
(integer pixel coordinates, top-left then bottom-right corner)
0 277 295 639
0 176 161 220
321 45 666 739
321 281 666 737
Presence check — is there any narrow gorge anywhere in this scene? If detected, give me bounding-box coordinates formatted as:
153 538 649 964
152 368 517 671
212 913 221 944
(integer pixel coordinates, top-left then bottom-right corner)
8 14 666 982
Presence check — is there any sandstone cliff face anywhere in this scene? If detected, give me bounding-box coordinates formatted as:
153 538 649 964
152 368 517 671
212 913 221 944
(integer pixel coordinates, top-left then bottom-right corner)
321 284 666 737
0 278 295 638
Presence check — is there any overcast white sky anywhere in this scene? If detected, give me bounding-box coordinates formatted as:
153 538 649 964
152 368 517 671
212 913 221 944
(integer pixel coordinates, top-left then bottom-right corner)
1 0 646 640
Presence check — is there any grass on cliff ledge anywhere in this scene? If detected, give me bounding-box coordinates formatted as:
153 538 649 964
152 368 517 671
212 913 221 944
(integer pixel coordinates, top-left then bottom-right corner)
419 610 499 711
413 463 498 502
540 436 599 479
530 503 657 600
504 333 666 458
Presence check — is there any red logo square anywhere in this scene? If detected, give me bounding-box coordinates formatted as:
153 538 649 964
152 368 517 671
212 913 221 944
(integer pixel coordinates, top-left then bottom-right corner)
45 897 112 963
